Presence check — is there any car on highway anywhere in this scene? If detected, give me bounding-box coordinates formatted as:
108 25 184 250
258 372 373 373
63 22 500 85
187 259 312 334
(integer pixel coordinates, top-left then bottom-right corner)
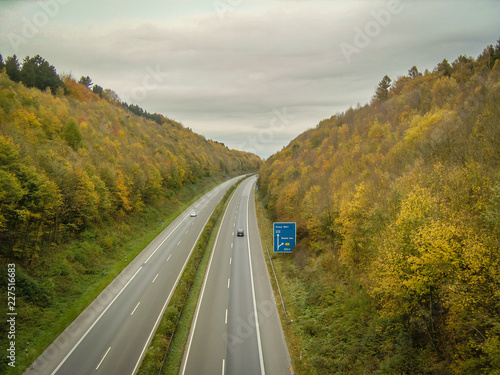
236 229 244 237
190 211 197 217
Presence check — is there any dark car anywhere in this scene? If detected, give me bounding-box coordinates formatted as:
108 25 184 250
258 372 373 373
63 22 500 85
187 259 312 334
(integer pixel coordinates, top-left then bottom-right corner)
236 229 244 237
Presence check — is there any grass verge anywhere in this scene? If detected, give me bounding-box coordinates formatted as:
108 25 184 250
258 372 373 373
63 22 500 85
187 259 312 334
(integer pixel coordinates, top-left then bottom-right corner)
2 174 241 375
137 177 244 375
254 190 310 375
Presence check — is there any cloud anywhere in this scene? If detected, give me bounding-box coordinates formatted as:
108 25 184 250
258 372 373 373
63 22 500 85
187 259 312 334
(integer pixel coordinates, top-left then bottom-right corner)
1 0 499 158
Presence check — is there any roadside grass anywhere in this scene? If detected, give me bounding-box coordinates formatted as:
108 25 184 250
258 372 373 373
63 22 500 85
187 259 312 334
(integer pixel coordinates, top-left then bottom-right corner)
5 175 236 375
138 177 244 375
254 191 312 375
255 190 383 375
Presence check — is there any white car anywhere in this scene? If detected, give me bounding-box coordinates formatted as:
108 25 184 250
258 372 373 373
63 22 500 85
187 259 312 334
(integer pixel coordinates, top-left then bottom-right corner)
190 211 197 217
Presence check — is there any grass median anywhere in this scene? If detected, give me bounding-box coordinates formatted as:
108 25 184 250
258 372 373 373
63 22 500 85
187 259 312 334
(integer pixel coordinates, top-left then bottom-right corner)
138 176 245 375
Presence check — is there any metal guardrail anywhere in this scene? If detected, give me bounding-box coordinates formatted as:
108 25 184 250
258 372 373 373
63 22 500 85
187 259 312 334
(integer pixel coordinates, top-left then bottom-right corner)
264 243 288 322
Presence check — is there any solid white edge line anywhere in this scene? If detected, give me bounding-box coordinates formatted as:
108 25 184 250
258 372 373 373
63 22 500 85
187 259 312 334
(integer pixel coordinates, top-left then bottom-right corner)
137 180 239 375
246 178 266 375
131 200 220 375
51 266 143 375
96 347 111 370
144 212 190 264
143 180 232 265
179 183 240 375
48 178 238 375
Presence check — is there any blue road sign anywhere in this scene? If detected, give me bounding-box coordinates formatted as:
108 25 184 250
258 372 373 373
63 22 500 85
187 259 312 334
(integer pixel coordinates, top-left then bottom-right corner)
273 222 296 253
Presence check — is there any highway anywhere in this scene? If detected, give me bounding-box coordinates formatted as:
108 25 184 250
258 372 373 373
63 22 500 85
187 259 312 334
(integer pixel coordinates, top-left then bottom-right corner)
180 176 293 375
24 177 242 375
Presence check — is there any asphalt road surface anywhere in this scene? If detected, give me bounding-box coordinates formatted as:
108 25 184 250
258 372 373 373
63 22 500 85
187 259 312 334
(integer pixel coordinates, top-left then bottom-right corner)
180 176 293 375
24 177 242 375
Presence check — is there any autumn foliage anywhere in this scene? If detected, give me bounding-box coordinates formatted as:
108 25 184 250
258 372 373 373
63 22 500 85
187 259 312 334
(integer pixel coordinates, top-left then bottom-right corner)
258 42 500 373
0 70 260 265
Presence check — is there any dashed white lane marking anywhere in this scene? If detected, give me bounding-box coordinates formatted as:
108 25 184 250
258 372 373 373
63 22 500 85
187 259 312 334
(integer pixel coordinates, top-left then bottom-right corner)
96 347 111 370
131 302 141 316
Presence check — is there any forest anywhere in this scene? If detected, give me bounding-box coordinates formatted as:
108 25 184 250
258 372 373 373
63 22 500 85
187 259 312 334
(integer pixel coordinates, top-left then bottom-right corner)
258 41 500 373
0 54 260 373
0 53 260 265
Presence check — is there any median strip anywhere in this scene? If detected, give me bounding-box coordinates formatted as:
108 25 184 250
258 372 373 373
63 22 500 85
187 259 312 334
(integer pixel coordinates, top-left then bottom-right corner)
137 177 246 375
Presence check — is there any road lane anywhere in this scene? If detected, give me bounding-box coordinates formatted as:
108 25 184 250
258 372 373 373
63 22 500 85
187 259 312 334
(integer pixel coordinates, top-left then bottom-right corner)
180 184 237 375
247 180 293 375
25 177 242 375
181 176 292 375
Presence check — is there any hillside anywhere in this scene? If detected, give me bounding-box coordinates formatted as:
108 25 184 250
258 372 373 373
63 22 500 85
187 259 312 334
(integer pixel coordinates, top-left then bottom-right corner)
0 67 260 263
258 42 500 373
0 59 260 373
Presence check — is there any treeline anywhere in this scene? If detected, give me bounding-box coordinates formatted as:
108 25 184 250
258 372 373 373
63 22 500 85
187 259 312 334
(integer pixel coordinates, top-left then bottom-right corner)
0 54 64 95
259 41 500 373
0 54 177 126
0 61 261 266
122 103 164 125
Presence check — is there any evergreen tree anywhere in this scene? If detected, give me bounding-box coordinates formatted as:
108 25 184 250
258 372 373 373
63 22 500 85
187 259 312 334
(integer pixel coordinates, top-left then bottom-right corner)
78 76 93 89
374 75 392 102
92 84 103 97
20 55 64 94
437 58 452 77
5 55 21 82
408 65 422 79
20 56 37 88
493 38 500 61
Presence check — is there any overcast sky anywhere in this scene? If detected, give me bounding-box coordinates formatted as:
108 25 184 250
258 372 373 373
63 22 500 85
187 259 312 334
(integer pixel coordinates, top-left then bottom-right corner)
1 0 499 158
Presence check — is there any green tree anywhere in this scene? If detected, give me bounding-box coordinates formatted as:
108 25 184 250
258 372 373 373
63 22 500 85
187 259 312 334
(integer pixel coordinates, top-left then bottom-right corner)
374 75 392 102
92 84 103 97
408 65 421 79
20 55 64 94
78 76 93 89
494 38 500 61
62 118 83 150
5 55 21 82
436 58 452 77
